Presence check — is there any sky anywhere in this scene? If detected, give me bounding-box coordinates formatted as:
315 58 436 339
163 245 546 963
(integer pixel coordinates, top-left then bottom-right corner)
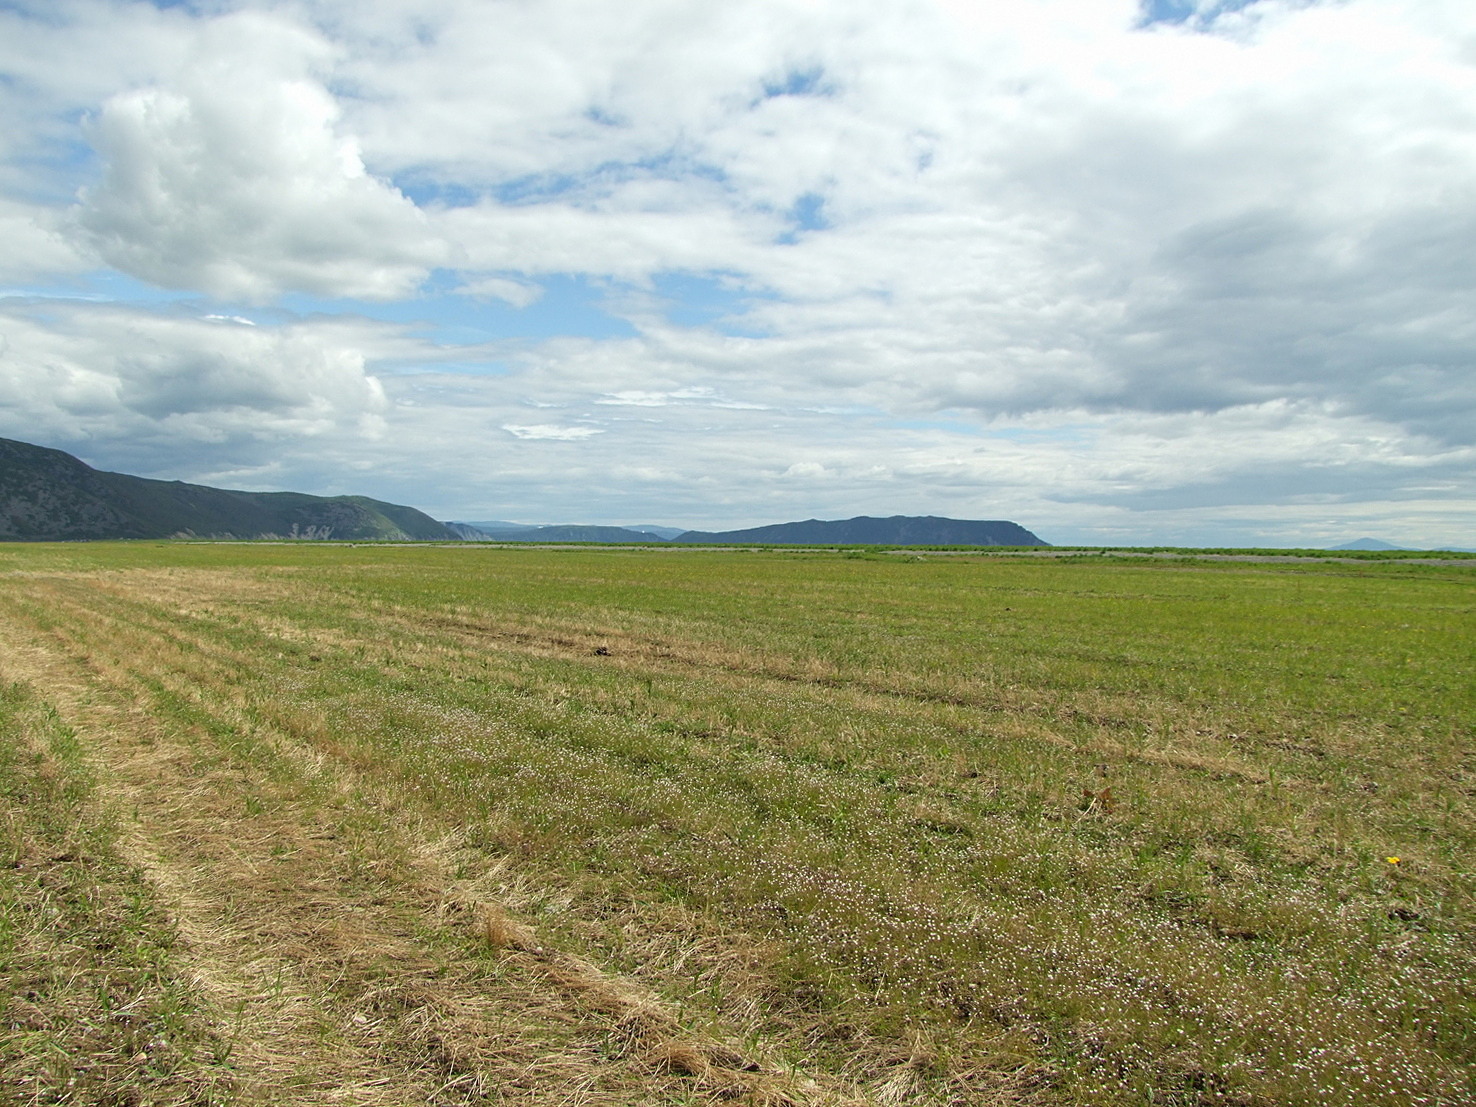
1 0 1473 546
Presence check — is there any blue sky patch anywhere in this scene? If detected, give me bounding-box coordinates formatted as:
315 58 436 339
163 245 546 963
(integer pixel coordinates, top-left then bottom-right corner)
885 417 989 436
762 67 829 99
275 272 640 345
390 176 482 209
776 192 829 244
478 152 729 208
5 270 203 309
648 272 771 335
1139 0 1261 27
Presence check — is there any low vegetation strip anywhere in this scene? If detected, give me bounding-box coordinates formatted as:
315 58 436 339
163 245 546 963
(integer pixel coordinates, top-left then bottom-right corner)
0 542 1471 1105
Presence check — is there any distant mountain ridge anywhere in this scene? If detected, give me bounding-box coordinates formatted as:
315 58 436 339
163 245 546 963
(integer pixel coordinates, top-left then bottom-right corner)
1327 537 1475 553
674 515 1047 546
455 524 669 543
1329 538 1411 551
449 515 1048 546
0 437 456 541
1 437 1047 548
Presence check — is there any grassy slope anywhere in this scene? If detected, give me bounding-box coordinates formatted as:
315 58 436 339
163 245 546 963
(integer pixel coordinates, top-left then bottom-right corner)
0 542 1471 1105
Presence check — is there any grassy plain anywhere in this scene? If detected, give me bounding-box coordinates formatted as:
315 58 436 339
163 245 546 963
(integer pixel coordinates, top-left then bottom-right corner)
0 542 1471 1105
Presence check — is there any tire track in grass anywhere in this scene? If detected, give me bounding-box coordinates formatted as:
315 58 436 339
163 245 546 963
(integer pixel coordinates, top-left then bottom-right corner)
0 574 867 1107
25 570 901 1099
0 631 564 1105
0 677 236 1106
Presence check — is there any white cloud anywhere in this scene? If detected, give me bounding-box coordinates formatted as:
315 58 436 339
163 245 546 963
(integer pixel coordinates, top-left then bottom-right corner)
455 275 544 308
0 200 91 281
438 203 772 282
502 423 604 440
595 387 766 409
77 10 441 302
596 391 679 408
0 298 388 467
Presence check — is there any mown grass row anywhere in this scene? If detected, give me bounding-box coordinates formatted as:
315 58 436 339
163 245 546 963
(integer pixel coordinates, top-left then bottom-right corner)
0 542 1471 1104
0 679 234 1105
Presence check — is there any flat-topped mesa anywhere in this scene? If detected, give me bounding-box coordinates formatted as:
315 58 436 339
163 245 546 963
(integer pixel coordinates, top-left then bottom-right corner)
672 515 1049 546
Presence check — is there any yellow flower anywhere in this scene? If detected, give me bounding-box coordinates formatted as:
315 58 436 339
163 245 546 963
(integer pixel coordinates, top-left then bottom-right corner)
1385 856 1401 865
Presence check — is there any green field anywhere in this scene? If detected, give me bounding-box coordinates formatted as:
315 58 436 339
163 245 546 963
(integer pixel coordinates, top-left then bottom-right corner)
1 542 1472 1105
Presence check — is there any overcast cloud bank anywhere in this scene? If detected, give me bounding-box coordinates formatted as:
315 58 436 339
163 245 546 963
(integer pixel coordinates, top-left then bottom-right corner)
1 0 1473 546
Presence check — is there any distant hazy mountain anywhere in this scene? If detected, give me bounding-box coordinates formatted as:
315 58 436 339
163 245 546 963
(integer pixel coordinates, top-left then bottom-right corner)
626 524 687 540
455 520 542 534
459 524 671 543
674 515 1048 546
454 521 687 541
0 437 456 542
445 522 499 540
1330 538 1413 551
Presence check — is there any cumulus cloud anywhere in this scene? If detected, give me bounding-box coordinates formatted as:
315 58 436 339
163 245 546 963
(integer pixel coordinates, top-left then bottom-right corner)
0 200 90 281
0 298 388 473
77 10 440 301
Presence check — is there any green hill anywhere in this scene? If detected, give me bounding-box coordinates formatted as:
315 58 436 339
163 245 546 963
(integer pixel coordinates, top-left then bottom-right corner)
0 438 455 542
